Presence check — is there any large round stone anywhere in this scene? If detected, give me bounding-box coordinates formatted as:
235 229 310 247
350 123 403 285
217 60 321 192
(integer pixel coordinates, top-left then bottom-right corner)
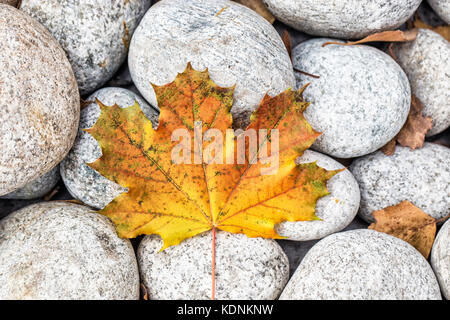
280 229 441 300
138 231 289 300
20 0 152 95
0 5 79 196
0 202 139 300
276 150 360 241
1 166 60 200
393 29 450 136
427 0 450 24
350 143 450 223
431 219 450 299
263 0 421 39
128 0 294 128
61 87 158 209
292 38 410 158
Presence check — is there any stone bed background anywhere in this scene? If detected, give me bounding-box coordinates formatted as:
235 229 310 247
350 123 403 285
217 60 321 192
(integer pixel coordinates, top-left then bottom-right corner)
0 0 449 300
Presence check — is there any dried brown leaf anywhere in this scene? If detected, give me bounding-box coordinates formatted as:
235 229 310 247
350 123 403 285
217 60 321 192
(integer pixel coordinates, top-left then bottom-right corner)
233 0 275 23
281 30 291 60
140 283 149 300
44 186 60 201
413 15 450 42
369 201 436 258
396 94 433 149
381 139 396 155
322 29 418 47
80 99 94 110
380 94 432 155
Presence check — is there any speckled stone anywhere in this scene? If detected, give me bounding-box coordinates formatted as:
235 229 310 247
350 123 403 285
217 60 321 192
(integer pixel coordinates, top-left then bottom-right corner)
0 5 79 196
1 166 60 200
280 229 441 300
350 143 450 223
431 219 450 299
0 202 139 300
428 0 450 24
138 231 289 300
61 87 158 209
129 0 294 128
393 29 450 136
292 38 410 158
20 0 152 95
0 0 18 6
263 0 421 39
276 150 360 241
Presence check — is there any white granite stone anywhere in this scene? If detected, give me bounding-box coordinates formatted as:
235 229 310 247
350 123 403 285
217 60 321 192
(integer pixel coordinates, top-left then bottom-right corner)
0 5 79 196
431 219 450 299
129 0 294 129
276 150 360 241
1 166 60 200
393 28 450 136
138 231 289 300
350 143 450 223
0 202 139 300
280 229 442 300
292 38 410 158
263 0 422 39
20 0 152 95
61 87 158 209
427 0 450 24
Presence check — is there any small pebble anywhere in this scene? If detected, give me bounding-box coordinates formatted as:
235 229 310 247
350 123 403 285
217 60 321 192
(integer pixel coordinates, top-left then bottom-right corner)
0 202 139 300
61 87 158 209
431 219 450 299
138 231 289 300
276 150 360 241
393 28 450 136
427 0 450 24
293 38 410 158
20 0 152 95
350 143 450 223
279 229 441 300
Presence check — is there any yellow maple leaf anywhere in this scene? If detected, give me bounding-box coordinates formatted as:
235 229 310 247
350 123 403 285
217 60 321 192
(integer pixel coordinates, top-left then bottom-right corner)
86 63 339 250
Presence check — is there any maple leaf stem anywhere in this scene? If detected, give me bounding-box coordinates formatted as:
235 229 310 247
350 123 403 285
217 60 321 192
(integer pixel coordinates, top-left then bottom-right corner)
211 226 216 301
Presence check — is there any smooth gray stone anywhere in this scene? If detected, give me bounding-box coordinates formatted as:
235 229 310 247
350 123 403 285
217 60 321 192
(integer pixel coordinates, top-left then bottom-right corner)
263 0 421 39
431 219 450 299
276 150 360 241
0 5 79 196
350 143 450 223
393 28 450 136
138 231 289 300
61 87 158 209
128 0 294 129
292 38 410 158
1 166 60 200
280 229 442 300
0 202 139 300
20 0 152 95
427 0 450 24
